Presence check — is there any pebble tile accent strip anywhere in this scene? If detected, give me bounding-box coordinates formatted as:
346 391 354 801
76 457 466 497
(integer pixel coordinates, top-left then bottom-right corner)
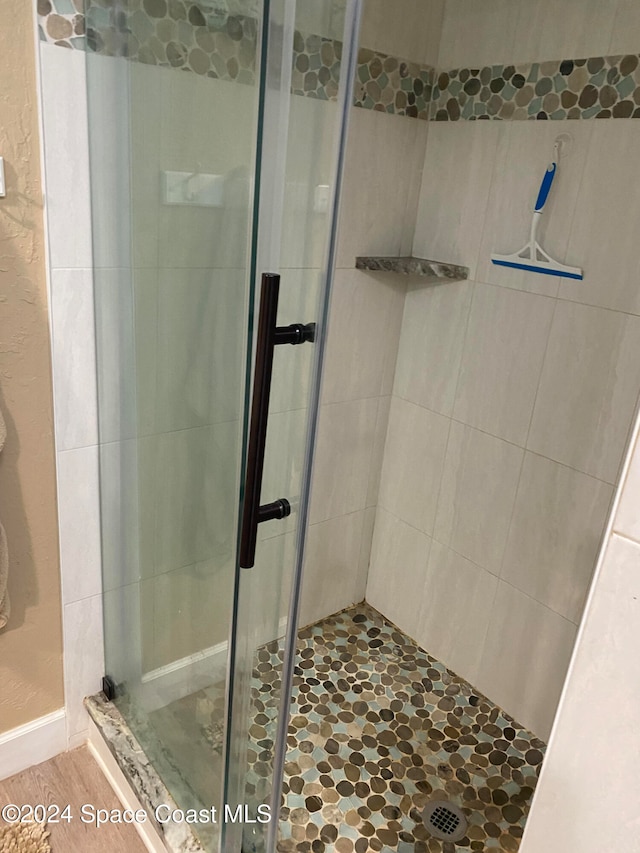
37 4 640 122
431 54 640 121
38 1 434 119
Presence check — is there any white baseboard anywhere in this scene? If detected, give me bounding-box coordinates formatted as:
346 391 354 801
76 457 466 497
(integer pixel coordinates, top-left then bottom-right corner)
87 719 168 853
0 709 67 781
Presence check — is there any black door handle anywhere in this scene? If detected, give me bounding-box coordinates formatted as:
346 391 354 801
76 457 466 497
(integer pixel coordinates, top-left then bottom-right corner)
239 273 315 569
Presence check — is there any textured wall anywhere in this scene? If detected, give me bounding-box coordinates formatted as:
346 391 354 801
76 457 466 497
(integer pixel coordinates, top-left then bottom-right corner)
0 0 64 733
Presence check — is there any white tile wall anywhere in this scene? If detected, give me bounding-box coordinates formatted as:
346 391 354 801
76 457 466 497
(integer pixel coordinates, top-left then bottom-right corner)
522 453 640 849
413 121 505 279
438 0 520 70
336 107 428 268
417 541 498 686
62 594 105 747
309 397 380 524
322 269 406 405
527 300 640 483
475 582 577 739
610 0 640 54
367 0 640 740
511 0 618 65
300 511 368 628
40 47 92 270
56 446 102 606
501 453 613 624
452 284 555 445
366 508 431 641
560 121 640 316
439 0 634 69
475 120 594 298
358 0 444 66
49 268 98 451
40 43 102 746
394 279 473 417
378 397 449 535
433 423 523 574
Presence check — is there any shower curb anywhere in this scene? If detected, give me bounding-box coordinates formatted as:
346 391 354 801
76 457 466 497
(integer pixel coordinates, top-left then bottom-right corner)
85 694 205 853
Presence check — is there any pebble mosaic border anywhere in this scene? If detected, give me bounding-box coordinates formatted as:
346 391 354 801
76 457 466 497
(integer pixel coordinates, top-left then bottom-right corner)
37 0 434 119
431 53 640 121
40 3 640 122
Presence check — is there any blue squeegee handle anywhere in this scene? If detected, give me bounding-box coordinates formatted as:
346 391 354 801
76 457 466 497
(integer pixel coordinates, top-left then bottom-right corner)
534 162 557 212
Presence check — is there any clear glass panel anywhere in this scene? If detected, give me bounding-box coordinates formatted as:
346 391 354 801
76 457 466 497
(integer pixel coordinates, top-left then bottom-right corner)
86 2 264 850
223 3 360 852
87 0 359 850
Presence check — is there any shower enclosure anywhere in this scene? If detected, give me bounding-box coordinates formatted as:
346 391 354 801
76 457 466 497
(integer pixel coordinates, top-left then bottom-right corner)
85 1 361 850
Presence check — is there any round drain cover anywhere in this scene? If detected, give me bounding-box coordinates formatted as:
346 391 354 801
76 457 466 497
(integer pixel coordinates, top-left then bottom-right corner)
422 800 468 842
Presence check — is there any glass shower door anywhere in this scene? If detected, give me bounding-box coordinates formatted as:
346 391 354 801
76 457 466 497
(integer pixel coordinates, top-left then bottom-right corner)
86 1 360 851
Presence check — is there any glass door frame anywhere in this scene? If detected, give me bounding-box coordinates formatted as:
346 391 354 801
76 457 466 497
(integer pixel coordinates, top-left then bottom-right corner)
222 2 363 851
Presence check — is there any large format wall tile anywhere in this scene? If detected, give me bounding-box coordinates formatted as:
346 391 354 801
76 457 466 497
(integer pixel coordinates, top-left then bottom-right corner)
99 438 150 589
40 45 93 270
438 0 519 70
63 595 105 741
84 52 132 270
453 284 555 445
527 300 640 483
130 62 162 269
614 433 640 542
57 446 102 606
310 397 379 524
378 397 449 534
358 0 443 66
300 511 367 628
394 279 473 417
434 423 523 574
512 0 617 66
152 561 232 667
268 268 318 416
501 453 613 624
50 269 98 451
476 581 577 740
610 0 640 54
152 422 240 576
366 508 431 641
476 121 593 297
336 108 427 268
365 396 392 509
560 122 640 316
280 95 341 271
413 121 505 279
417 541 498 687
259 407 309 541
322 269 405 405
250 531 296 649
93 268 141 445
155 268 245 434
157 70 255 270
520 534 640 852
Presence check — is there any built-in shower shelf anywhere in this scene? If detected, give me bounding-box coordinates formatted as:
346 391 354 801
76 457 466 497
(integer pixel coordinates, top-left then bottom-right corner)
355 255 469 282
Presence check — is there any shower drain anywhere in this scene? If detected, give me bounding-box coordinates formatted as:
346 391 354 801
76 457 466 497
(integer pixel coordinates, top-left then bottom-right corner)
422 800 468 843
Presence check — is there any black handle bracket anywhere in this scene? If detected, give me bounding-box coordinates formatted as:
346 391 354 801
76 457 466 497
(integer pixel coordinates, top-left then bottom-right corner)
239 274 313 569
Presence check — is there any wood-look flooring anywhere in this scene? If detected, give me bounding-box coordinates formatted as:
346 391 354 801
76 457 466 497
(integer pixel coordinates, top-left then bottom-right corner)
0 747 146 851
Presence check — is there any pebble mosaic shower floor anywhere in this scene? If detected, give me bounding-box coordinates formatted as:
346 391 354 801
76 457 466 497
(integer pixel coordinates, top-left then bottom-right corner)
248 603 545 853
